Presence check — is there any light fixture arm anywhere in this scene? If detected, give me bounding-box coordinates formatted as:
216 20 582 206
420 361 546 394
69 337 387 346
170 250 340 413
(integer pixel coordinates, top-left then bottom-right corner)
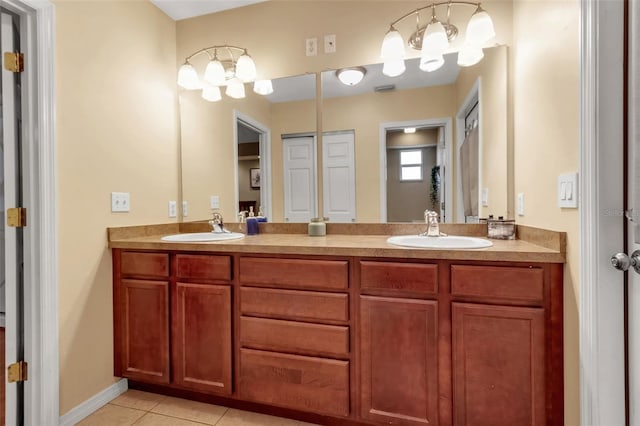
184 44 248 63
388 1 481 27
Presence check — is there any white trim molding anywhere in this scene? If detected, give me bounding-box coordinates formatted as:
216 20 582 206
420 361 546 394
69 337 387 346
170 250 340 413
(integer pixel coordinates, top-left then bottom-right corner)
1 0 58 424
59 379 128 426
579 0 626 425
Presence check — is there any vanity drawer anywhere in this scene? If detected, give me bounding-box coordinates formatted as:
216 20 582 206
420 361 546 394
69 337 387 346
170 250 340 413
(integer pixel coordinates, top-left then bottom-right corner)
121 252 169 278
451 265 544 304
239 257 348 290
239 348 350 417
241 316 349 357
175 254 231 281
360 261 438 295
240 287 348 322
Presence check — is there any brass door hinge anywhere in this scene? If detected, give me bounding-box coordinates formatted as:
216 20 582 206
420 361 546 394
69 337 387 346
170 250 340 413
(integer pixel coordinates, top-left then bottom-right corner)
3 52 24 73
7 207 26 227
7 361 28 383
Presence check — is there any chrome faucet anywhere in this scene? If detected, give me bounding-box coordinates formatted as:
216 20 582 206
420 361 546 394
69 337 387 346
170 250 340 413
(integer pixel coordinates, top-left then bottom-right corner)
421 210 441 237
209 211 226 233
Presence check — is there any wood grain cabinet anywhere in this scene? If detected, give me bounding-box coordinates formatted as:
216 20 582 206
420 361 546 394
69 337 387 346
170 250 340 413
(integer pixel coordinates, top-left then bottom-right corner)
360 296 439 425
172 282 232 394
113 250 233 393
113 250 563 426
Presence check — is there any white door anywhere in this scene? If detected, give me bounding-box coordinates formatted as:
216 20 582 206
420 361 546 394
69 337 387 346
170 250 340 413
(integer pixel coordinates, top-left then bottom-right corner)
283 136 317 222
1 9 23 425
323 131 356 223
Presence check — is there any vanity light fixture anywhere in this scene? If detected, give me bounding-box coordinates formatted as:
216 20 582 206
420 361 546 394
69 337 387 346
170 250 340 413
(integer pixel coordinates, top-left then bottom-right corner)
177 44 273 102
381 1 495 76
336 67 367 86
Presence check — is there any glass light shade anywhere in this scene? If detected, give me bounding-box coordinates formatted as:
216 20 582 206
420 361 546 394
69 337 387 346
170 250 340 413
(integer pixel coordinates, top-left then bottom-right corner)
457 45 484 67
225 78 246 99
422 20 449 56
201 85 222 102
253 79 274 95
466 8 496 45
235 53 257 82
177 63 200 89
336 68 366 86
382 59 406 77
203 59 226 86
380 27 405 60
419 53 445 72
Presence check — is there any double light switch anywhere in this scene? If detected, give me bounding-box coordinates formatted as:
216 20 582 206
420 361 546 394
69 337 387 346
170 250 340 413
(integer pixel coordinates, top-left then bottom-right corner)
558 173 578 208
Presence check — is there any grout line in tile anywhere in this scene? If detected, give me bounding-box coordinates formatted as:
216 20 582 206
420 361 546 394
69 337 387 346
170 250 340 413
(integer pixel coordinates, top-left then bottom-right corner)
211 406 230 425
143 410 223 426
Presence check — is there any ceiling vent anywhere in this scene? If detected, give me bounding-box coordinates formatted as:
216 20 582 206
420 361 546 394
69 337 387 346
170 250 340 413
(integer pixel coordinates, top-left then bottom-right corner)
374 84 396 92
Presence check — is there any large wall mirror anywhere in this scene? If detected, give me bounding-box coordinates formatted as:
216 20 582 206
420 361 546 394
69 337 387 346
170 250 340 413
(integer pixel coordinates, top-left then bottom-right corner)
178 1 512 225
321 45 507 223
180 73 316 222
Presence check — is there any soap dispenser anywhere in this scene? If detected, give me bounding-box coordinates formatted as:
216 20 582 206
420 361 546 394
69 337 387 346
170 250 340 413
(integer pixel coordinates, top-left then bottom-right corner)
246 206 259 235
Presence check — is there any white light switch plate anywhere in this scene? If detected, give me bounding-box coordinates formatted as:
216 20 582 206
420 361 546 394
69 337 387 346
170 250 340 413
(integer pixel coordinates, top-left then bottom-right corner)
182 201 188 217
558 173 578 208
210 195 220 209
168 201 177 218
111 192 130 212
517 193 525 216
481 188 489 207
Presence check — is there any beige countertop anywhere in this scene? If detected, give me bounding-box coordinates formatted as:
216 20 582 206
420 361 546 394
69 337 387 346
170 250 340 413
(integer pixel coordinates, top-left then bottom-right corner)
107 223 566 263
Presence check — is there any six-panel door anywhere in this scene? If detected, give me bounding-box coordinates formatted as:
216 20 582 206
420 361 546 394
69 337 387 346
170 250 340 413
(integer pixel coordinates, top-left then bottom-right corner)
360 295 439 425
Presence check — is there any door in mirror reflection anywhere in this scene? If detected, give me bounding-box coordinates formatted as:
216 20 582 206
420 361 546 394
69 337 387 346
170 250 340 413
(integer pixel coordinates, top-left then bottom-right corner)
283 136 317 222
323 131 356 223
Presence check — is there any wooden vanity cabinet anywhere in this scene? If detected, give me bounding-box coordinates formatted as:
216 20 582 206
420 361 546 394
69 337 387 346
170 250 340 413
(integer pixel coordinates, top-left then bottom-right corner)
237 256 352 418
113 249 563 426
113 250 233 394
114 252 170 384
172 254 233 394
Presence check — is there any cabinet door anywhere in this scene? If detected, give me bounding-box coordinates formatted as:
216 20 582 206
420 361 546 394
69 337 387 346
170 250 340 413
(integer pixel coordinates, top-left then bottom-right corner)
173 283 232 394
452 303 545 426
360 296 438 425
120 279 170 384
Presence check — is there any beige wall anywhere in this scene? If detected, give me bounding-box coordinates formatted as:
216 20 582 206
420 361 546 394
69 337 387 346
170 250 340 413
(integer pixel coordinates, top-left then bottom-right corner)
512 0 580 424
55 0 179 415
180 89 272 220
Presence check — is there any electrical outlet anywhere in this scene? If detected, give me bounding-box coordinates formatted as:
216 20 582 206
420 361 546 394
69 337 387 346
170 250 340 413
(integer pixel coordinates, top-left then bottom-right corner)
210 195 220 209
168 201 177 218
305 37 318 56
324 34 336 53
111 192 130 212
517 193 525 216
182 201 188 217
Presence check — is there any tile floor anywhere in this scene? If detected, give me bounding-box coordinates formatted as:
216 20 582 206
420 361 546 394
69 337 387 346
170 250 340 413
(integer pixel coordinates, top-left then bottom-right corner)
78 390 318 426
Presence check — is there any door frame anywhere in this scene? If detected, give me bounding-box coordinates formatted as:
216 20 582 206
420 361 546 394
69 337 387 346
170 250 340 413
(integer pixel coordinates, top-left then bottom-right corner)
580 0 627 424
379 118 453 223
1 0 57 424
233 111 271 220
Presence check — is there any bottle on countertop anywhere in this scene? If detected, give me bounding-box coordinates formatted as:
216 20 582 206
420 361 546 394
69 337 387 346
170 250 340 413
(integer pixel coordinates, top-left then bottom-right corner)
257 205 267 222
246 206 259 235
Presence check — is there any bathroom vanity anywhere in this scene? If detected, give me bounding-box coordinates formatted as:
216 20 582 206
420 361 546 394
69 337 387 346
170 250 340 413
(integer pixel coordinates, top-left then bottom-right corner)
109 224 565 426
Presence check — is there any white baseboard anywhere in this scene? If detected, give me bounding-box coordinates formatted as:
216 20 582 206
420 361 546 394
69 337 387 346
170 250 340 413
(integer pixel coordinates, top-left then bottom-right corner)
59 379 128 426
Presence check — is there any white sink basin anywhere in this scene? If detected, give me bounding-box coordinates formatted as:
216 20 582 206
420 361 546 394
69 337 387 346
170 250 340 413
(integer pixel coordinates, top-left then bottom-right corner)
161 232 245 242
387 235 493 249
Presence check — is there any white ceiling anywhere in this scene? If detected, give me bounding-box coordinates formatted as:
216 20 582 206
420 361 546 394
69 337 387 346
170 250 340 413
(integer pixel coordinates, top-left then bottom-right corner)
150 0 266 21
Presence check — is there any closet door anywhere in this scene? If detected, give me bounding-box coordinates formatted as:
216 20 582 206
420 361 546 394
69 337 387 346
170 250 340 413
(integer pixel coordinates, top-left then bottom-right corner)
323 132 356 223
283 136 317 222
